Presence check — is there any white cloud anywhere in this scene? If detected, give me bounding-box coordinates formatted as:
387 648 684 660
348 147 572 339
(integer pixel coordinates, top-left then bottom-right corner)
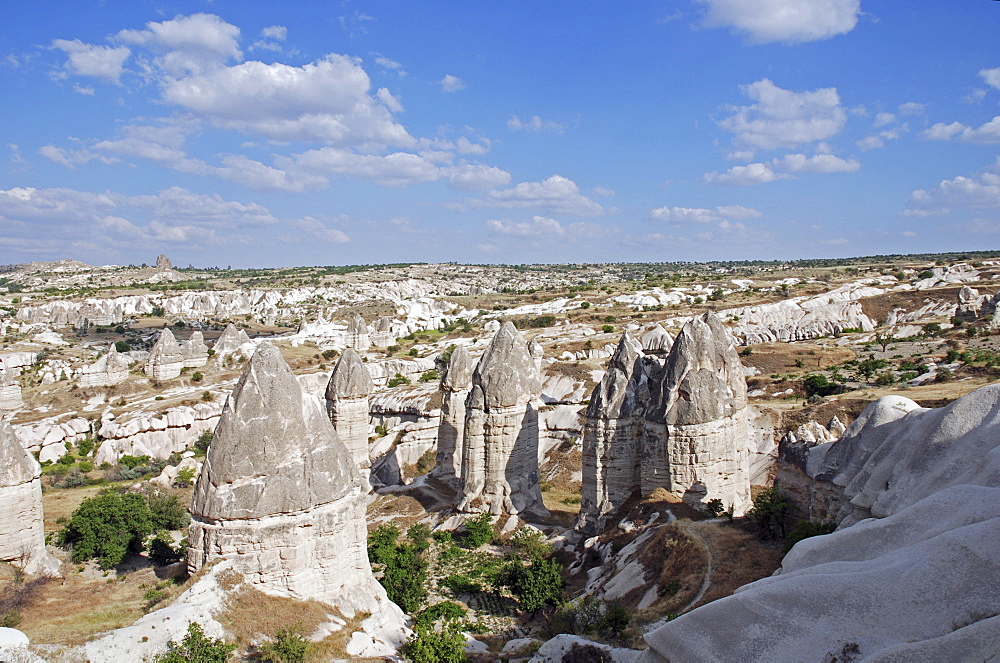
964 89 988 104
773 153 860 173
162 54 413 148
923 116 1000 144
72 83 95 95
719 79 847 151
507 115 565 133
376 87 404 113
486 216 565 236
593 186 616 197
873 112 896 128
292 216 350 243
651 204 762 223
463 175 605 216
376 56 404 70
51 39 130 83
856 135 884 151
905 161 1000 216
261 26 287 41
901 230 918 237
820 237 849 245
898 102 926 116
116 13 242 77
454 136 490 155
703 162 792 186
445 164 511 191
127 186 278 226
980 67 1000 90
39 145 118 169
698 0 860 44
439 74 464 93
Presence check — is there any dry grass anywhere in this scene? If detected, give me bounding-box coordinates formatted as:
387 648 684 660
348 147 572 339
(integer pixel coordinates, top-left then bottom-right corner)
687 520 784 608
217 585 332 649
634 523 706 616
859 286 969 325
742 343 854 376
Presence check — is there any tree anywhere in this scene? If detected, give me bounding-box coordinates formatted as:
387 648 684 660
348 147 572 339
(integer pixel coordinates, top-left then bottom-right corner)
401 622 467 663
747 488 790 540
154 622 236 662
509 555 564 614
462 513 495 548
61 490 153 568
874 332 895 353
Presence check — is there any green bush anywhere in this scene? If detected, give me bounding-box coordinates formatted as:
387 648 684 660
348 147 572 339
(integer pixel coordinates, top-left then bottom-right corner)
154 622 236 662
259 626 310 662
401 622 467 663
61 490 153 568
388 373 411 388
784 520 837 552
747 488 790 540
418 369 440 382
148 532 185 566
115 340 131 353
148 491 190 531
174 467 196 487
803 374 842 398
367 524 428 614
463 513 495 549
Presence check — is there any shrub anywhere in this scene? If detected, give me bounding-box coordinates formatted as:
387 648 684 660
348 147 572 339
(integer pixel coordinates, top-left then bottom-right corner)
784 520 837 552
191 372 203 383
195 430 213 453
148 532 185 566
115 340 131 353
580 302 590 309
77 436 95 457
259 626 310 663
935 367 954 383
174 467 196 487
599 602 631 637
875 372 896 386
463 513 495 549
401 622 466 663
154 622 236 662
147 491 190 531
388 373 411 388
200 391 213 402
506 555 564 614
601 325 614 333
419 369 440 382
747 488 790 540
61 490 153 568
803 374 842 398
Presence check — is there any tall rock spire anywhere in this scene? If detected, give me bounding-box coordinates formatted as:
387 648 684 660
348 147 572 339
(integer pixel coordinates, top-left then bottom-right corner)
325 348 375 480
432 345 475 489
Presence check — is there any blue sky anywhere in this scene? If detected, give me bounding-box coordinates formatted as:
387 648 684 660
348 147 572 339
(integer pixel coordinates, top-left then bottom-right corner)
1 1 998 267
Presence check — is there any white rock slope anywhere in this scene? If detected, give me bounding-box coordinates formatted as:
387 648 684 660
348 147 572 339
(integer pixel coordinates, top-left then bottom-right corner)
0 420 59 576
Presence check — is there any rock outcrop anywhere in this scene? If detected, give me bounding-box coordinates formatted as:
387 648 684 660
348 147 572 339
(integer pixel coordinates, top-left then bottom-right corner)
346 314 371 351
95 401 223 464
431 345 475 489
77 345 129 388
325 348 375 478
577 334 649 534
639 383 1000 662
212 323 253 358
640 324 673 354
0 420 59 576
577 312 761 531
188 343 393 615
0 371 23 410
370 316 396 348
458 322 546 516
144 328 183 380
155 254 172 270
182 331 209 368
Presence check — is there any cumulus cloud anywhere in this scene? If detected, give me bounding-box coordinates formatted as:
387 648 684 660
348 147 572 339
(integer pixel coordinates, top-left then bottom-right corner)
39 145 118 169
703 162 792 186
261 26 287 41
51 39 130 83
773 153 860 173
116 13 242 77
905 161 1000 216
162 54 414 148
719 79 847 151
291 216 350 243
898 102 926 116
922 116 1000 144
439 74 464 92
698 0 860 44
507 115 565 133
445 164 511 191
980 67 1000 90
460 175 606 216
873 112 896 128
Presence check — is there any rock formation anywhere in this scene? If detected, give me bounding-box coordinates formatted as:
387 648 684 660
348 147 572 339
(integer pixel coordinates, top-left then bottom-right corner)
577 312 759 531
212 323 254 359
577 334 648 534
0 371 23 410
431 345 474 489
95 400 223 464
325 348 375 479
187 343 390 613
528 338 544 371
638 383 1000 662
346 314 371 351
144 328 183 380
370 316 396 348
458 322 546 516
181 331 209 368
0 420 59 576
640 324 673 354
77 345 129 388
643 312 752 515
155 254 172 270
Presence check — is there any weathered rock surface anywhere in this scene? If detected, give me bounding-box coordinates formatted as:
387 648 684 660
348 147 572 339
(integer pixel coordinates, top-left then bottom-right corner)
14 416 91 464
346 314 371 351
644 312 754 515
432 345 475 488
369 383 441 486
640 324 673 354
0 420 59 576
212 323 254 358
144 328 183 380
77 345 129 388
577 334 649 534
0 371 23 410
95 401 223 464
458 322 546 516
325 348 375 476
188 343 397 619
182 331 209 368
639 383 1000 662
155 254 172 270
370 316 396 348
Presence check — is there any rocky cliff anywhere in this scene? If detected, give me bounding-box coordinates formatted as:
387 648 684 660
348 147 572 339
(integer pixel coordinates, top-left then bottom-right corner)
0 420 59 576
325 348 375 478
458 322 546 516
144 328 183 380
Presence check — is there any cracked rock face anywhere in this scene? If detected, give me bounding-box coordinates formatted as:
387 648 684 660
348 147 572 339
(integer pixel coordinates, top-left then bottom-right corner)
458 322 546 515
577 334 648 534
0 420 59 576
144 328 183 380
432 345 474 488
187 343 384 610
326 348 375 475
77 345 129 388
182 331 209 368
346 314 372 351
644 312 752 515
213 323 253 358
